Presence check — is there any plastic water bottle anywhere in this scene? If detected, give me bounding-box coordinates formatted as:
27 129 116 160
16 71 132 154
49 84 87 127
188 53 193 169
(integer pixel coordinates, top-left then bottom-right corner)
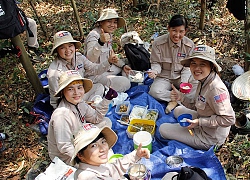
150 32 159 40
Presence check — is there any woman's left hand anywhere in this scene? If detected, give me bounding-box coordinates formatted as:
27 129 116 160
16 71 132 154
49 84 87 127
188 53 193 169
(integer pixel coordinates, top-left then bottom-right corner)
123 65 131 75
136 143 150 159
108 49 119 64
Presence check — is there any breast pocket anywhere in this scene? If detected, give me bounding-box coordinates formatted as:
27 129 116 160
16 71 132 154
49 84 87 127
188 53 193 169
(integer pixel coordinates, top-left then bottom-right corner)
195 100 206 110
162 58 172 70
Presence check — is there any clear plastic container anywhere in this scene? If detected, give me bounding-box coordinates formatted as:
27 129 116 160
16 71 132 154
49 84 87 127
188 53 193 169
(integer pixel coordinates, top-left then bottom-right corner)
128 70 144 83
115 101 131 115
144 109 159 121
129 105 147 120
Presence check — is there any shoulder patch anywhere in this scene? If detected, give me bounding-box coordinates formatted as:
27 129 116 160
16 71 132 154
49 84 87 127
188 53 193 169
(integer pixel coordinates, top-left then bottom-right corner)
214 92 228 103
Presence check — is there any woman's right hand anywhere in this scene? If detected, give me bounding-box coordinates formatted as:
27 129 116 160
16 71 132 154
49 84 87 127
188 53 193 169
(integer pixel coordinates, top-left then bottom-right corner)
171 84 182 101
100 28 110 43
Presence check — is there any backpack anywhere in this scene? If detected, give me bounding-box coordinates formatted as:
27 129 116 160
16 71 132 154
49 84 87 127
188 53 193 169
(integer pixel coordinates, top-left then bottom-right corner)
171 166 210 180
124 43 151 72
0 0 33 39
226 0 246 20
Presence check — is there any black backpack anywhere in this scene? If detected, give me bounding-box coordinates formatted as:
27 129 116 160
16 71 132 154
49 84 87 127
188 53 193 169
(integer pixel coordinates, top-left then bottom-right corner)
226 0 246 20
172 166 210 180
124 43 151 72
0 0 33 39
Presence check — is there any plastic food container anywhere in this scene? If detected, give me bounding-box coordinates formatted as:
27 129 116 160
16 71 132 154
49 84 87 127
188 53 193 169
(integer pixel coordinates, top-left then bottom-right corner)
126 119 155 138
129 105 147 120
133 131 152 153
120 114 130 124
166 156 183 168
144 109 159 121
108 154 124 163
90 95 103 106
180 82 192 94
128 70 144 83
177 114 192 127
115 101 131 115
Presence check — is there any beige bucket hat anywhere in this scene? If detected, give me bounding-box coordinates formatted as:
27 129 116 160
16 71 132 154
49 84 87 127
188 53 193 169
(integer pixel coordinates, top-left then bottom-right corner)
54 70 93 97
231 71 250 101
181 45 222 72
51 31 82 55
96 8 126 28
70 124 118 165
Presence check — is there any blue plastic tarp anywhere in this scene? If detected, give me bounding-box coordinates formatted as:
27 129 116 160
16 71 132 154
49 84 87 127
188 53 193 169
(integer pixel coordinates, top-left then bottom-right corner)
106 84 226 180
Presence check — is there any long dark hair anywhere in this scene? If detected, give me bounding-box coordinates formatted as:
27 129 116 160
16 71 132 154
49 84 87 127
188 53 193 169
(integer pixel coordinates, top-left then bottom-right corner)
169 15 188 29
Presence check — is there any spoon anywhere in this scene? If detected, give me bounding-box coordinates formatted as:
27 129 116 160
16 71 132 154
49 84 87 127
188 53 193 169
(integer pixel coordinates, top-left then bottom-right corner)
117 120 143 131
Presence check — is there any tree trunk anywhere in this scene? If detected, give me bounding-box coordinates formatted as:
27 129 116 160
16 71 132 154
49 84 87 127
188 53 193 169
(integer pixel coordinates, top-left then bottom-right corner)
132 0 137 7
11 35 45 94
199 0 206 30
246 0 250 70
70 0 84 40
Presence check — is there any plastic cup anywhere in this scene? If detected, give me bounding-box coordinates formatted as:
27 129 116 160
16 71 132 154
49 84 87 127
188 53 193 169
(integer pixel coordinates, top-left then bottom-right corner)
180 83 192 94
177 114 192 127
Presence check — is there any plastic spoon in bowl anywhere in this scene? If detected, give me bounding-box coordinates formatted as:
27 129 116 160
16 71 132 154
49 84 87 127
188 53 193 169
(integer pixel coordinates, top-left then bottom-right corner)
117 120 143 131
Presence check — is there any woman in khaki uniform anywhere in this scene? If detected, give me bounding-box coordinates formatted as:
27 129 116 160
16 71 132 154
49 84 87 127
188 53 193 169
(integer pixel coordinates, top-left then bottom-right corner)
70 124 150 179
159 45 235 150
48 70 118 164
84 8 131 92
48 31 118 109
148 15 198 113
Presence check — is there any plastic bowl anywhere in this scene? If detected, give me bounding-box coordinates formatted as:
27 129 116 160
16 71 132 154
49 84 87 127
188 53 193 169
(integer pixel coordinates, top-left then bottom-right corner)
177 114 192 127
180 83 192 94
108 154 124 163
128 70 144 83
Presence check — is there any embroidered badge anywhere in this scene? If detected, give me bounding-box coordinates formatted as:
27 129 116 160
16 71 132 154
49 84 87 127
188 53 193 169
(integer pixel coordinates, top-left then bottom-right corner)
76 64 83 70
214 92 227 103
82 123 93 130
194 46 206 52
58 31 70 37
198 95 206 102
177 53 186 57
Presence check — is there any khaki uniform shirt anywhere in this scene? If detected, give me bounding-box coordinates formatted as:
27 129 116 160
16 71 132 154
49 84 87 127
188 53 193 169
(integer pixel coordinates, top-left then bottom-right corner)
182 72 236 145
74 150 140 180
84 27 125 74
47 52 110 108
150 34 194 82
47 98 111 165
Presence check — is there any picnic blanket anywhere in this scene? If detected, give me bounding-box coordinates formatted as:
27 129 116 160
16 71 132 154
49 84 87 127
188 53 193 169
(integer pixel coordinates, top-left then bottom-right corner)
106 84 226 180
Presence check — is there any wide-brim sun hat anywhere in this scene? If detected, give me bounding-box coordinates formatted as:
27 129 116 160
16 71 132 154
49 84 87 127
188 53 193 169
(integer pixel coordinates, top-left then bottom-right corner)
96 8 126 28
51 31 82 55
181 45 222 72
54 70 93 97
231 71 250 101
70 124 118 165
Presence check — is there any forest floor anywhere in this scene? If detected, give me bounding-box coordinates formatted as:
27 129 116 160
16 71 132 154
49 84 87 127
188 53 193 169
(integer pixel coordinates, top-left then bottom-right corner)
0 0 249 179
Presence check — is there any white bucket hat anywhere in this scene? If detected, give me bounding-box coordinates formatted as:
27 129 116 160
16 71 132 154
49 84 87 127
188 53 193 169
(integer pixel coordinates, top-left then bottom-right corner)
54 70 93 97
96 8 126 28
181 45 222 72
70 124 118 165
51 31 82 55
231 71 250 101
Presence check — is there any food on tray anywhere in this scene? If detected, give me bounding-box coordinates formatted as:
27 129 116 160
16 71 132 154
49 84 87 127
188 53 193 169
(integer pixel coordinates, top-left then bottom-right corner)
129 123 154 133
182 86 191 90
179 118 187 122
145 110 158 120
130 106 147 119
119 104 128 112
121 115 130 123
129 71 144 82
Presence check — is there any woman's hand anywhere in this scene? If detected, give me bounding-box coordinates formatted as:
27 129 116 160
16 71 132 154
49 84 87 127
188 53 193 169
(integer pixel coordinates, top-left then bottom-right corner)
147 70 157 79
123 65 131 75
171 84 183 101
108 49 118 64
187 118 199 129
99 28 110 43
136 143 150 159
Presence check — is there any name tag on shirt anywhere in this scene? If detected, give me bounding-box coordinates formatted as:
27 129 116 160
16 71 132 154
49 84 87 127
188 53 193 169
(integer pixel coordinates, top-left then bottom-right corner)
198 95 206 103
76 64 83 70
177 53 186 58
